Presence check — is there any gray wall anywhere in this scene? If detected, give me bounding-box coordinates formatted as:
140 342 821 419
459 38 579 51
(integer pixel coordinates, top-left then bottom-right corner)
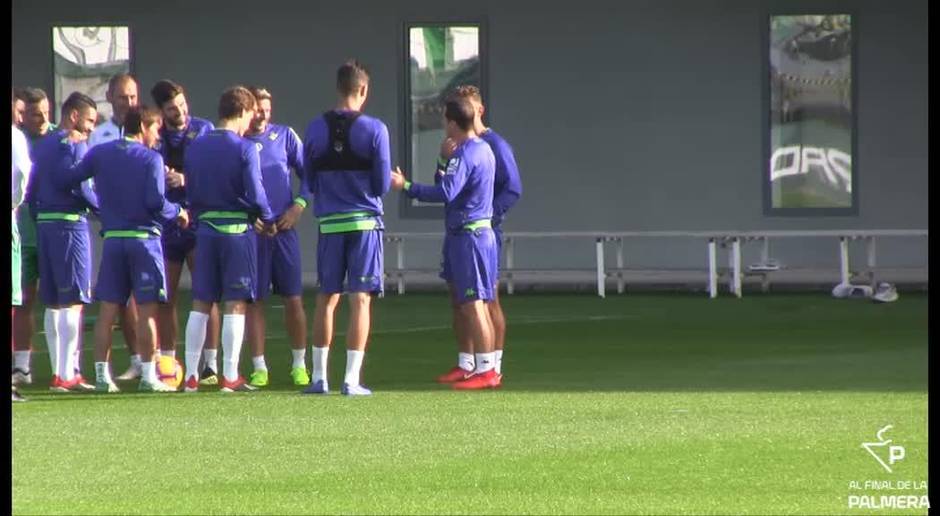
13 0 928 276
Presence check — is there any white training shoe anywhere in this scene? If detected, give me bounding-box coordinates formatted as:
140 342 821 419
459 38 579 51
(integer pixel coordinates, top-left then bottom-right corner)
11 368 32 385
115 365 142 381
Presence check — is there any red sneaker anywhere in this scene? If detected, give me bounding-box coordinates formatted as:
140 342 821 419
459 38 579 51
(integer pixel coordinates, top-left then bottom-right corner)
436 366 473 384
184 375 200 393
49 375 79 392
220 376 258 393
494 373 503 388
453 369 500 390
72 374 95 392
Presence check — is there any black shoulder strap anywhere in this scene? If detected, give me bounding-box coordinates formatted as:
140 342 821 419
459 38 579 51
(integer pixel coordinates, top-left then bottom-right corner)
310 111 373 172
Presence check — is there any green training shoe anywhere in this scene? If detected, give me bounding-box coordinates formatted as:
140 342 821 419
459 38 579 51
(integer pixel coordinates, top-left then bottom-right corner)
291 367 311 386
248 369 269 387
139 380 176 392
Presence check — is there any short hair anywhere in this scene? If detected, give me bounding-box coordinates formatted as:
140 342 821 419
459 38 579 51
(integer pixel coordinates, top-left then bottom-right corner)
21 87 48 105
13 88 28 103
61 92 97 118
336 60 369 97
449 85 483 103
248 86 272 103
444 97 475 131
123 105 162 136
218 86 256 120
108 73 138 94
151 79 185 108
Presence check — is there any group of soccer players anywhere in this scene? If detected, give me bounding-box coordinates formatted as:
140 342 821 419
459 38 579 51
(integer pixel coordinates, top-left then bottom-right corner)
11 59 522 400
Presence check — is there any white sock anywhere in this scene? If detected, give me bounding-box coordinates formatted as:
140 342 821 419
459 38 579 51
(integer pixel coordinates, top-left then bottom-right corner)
291 348 306 369
141 361 157 384
495 350 503 374
130 354 142 369
44 309 60 377
73 330 83 377
57 310 82 381
95 362 113 384
474 352 496 374
221 314 246 383
312 346 329 383
458 352 475 371
203 348 218 373
184 311 209 381
162 348 176 359
13 350 30 372
252 355 267 372
344 349 365 386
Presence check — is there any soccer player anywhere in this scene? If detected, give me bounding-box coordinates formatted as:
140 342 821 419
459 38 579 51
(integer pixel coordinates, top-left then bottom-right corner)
181 86 276 393
87 73 145 382
150 79 221 381
27 92 100 392
302 60 391 396
243 86 310 387
436 86 522 384
390 96 499 390
12 87 57 385
12 93 32 402
56 106 186 392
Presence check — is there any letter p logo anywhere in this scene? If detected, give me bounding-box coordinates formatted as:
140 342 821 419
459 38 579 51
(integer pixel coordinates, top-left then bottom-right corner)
889 445 905 465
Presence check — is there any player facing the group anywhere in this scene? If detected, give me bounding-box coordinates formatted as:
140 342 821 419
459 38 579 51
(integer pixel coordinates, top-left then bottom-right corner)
86 73 146 383
391 96 500 390
436 85 522 384
150 79 221 379
243 86 310 387
27 92 100 392
302 60 391 396
56 106 187 392
12 92 32 402
181 86 276 393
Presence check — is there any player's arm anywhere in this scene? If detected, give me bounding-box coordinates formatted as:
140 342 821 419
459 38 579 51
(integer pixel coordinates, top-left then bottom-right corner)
12 131 32 210
243 144 276 233
371 121 392 197
395 155 471 203
72 143 100 214
145 153 184 224
55 144 95 191
492 141 522 216
287 127 312 209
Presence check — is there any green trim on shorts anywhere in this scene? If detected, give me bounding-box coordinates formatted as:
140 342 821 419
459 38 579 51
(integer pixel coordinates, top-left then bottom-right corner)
104 229 159 239
36 212 82 222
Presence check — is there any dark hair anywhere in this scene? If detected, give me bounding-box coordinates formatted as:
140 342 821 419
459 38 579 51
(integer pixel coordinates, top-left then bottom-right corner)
21 87 49 105
336 60 369 97
444 97 475 131
248 86 272 103
13 88 28 103
108 73 138 95
61 92 97 118
123 105 162 136
449 85 483 103
151 79 185 108
218 86 256 120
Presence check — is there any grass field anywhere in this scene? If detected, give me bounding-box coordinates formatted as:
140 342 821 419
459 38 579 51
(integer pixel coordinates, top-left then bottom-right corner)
12 291 929 515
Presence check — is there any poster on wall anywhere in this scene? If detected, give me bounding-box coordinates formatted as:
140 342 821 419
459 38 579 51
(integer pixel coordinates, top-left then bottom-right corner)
52 26 131 124
767 14 855 213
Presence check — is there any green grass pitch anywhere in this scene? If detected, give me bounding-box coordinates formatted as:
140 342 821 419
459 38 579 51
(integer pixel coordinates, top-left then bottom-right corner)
12 292 929 515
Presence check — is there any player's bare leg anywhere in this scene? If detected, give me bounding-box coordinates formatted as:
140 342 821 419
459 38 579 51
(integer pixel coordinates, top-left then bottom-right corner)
115 296 142 380
246 300 269 386
341 292 372 395
487 286 506 377
437 284 475 383
285 295 309 384
134 301 166 390
92 302 121 392
11 282 37 384
453 300 499 390
159 258 184 357
306 292 340 393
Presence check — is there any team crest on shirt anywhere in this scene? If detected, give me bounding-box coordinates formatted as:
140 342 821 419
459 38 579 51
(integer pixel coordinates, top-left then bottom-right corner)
446 158 460 175
187 130 197 140
268 132 278 141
